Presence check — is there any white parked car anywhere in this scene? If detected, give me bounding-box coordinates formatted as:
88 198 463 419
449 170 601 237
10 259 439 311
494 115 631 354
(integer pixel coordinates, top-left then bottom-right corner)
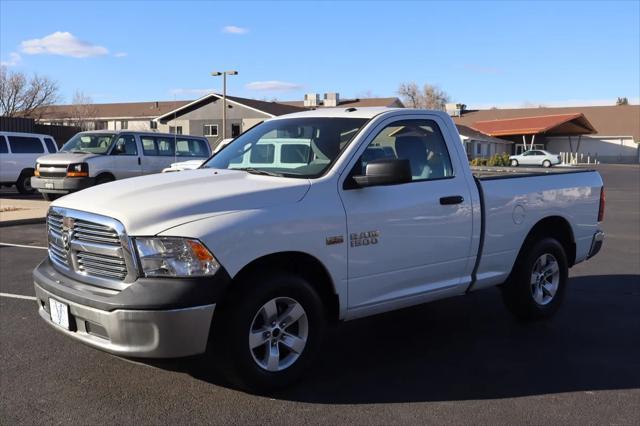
34 108 604 391
31 131 211 200
0 131 58 194
510 150 561 167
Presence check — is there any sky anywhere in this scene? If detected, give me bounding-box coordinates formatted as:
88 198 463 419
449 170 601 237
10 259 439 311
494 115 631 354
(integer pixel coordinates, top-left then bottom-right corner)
1 0 639 108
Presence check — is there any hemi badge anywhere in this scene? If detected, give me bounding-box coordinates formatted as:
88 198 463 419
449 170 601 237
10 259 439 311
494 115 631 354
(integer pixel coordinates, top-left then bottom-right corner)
326 236 344 245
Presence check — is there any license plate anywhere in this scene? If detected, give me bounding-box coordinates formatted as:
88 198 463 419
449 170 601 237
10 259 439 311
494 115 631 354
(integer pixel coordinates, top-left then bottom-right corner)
49 298 70 329
45 182 54 189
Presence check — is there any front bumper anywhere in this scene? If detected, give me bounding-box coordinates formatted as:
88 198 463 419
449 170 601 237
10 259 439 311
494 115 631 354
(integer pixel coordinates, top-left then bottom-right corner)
31 176 94 194
33 258 231 358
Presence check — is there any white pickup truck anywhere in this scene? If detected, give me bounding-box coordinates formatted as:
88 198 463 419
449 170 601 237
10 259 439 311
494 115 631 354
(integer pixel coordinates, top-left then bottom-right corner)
33 108 605 391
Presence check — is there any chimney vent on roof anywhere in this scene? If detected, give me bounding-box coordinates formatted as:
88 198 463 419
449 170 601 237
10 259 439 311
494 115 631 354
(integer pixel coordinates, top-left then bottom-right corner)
154 101 159 109
323 92 340 107
445 103 466 117
304 93 320 107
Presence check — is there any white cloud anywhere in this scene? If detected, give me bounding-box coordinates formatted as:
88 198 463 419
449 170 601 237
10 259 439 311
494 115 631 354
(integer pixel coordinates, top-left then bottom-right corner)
222 25 249 35
0 52 21 66
20 31 109 58
245 81 303 92
114 52 127 58
169 88 213 97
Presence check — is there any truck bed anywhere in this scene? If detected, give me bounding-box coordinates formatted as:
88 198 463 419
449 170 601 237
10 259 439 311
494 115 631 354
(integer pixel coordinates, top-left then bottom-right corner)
471 166 596 180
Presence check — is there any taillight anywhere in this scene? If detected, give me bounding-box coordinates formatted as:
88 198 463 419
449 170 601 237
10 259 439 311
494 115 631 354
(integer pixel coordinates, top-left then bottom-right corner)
598 187 605 222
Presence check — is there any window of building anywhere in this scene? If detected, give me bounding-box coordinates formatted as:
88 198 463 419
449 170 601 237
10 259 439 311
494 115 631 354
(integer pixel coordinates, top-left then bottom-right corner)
231 123 241 138
120 120 128 130
204 124 218 137
43 137 57 153
476 143 482 155
94 121 108 130
150 121 158 130
358 119 453 181
0 136 8 153
7 136 45 154
169 126 183 135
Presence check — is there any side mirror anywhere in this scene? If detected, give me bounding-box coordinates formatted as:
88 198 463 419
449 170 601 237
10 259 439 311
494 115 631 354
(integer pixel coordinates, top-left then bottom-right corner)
353 158 412 188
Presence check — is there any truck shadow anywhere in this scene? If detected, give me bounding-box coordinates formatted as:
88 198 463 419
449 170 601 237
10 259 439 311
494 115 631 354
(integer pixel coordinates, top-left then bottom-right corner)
154 274 640 403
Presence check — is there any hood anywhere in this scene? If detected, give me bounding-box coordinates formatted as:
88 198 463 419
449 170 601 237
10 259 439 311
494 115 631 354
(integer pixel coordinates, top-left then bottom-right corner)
53 169 310 235
36 151 101 165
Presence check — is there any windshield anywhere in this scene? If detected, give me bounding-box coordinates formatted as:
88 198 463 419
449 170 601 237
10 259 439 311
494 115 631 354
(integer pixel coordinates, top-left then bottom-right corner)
202 117 367 178
60 133 116 154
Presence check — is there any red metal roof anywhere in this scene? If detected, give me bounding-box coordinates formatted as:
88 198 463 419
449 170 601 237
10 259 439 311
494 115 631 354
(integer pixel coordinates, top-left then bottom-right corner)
471 113 596 137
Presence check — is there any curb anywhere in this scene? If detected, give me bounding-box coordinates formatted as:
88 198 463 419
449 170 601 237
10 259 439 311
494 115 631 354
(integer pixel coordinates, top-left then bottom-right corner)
0 217 46 227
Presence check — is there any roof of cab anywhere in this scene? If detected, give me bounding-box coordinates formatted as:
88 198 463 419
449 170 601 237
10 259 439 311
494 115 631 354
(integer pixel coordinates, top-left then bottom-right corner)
270 107 450 121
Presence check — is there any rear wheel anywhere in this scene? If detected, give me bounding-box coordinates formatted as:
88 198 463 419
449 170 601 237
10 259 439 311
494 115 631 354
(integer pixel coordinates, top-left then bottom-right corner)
211 271 326 392
16 171 36 194
542 160 552 168
501 238 568 320
510 159 519 167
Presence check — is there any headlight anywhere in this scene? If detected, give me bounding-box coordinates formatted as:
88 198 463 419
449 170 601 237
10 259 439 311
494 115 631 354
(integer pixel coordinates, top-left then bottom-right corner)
67 162 89 177
135 237 220 277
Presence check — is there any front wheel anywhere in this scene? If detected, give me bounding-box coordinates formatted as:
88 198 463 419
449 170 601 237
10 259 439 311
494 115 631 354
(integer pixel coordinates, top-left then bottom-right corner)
501 238 568 320
542 160 552 168
16 172 36 194
510 159 519 167
211 271 326 392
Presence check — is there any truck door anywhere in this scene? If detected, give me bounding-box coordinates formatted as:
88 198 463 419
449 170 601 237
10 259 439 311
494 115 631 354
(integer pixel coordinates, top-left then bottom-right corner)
339 116 474 313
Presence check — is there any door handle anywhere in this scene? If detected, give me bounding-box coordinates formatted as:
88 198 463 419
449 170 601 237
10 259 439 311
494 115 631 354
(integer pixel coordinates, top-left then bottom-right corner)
138 157 141 165
440 195 464 205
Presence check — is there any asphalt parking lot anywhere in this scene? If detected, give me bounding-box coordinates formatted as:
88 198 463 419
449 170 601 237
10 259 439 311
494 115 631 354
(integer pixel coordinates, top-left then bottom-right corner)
1 164 639 425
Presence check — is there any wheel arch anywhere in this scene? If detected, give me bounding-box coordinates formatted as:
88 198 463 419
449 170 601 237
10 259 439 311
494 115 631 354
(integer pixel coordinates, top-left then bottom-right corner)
95 171 116 182
517 215 576 268
225 251 340 322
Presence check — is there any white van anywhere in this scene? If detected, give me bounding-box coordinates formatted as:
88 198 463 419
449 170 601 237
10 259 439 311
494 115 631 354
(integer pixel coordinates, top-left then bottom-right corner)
32 131 211 200
0 131 59 194
228 138 313 170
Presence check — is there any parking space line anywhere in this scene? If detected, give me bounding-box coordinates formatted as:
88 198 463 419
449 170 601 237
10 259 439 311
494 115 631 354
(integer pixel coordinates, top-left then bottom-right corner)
0 242 47 250
0 292 38 301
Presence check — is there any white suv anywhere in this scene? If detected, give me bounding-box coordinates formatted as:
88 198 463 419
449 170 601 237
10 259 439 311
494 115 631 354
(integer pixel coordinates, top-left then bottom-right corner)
0 131 58 194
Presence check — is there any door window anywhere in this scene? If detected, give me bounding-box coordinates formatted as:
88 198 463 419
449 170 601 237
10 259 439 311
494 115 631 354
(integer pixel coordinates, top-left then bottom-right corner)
176 138 209 157
356 119 454 181
43 137 57 153
111 135 138 155
7 136 44 153
0 136 8 153
141 137 157 156
156 137 175 156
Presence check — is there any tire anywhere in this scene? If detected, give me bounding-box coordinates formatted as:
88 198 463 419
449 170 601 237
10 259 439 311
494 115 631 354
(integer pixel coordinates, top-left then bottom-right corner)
16 171 36 194
510 159 519 167
542 160 551 168
211 271 327 392
501 238 568 321
41 193 60 202
95 174 115 185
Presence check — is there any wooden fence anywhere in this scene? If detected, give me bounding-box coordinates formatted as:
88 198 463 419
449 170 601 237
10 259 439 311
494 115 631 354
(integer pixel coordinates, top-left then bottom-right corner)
0 116 80 146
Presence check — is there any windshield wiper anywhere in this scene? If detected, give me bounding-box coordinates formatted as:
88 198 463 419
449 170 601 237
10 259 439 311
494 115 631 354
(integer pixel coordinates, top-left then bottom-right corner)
234 167 283 177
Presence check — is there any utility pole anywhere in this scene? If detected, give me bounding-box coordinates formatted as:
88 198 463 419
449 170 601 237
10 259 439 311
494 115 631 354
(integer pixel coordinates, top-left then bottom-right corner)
211 70 238 140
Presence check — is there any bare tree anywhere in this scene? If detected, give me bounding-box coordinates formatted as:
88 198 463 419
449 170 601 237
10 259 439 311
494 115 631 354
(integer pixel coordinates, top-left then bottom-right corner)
398 81 450 110
0 66 59 118
69 91 97 130
398 82 422 108
422 83 450 111
616 97 629 106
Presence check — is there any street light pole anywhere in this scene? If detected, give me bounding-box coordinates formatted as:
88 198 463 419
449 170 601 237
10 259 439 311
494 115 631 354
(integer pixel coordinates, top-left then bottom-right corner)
211 70 238 141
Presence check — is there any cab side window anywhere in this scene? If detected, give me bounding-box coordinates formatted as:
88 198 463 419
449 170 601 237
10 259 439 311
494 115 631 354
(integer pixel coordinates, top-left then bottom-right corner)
0 136 7 153
43 137 57 153
8 136 45 153
141 137 157 156
357 119 453 181
111 135 138 155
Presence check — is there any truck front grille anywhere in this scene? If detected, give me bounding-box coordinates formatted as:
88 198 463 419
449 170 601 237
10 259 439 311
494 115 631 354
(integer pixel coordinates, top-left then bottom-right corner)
46 207 137 290
38 164 67 178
